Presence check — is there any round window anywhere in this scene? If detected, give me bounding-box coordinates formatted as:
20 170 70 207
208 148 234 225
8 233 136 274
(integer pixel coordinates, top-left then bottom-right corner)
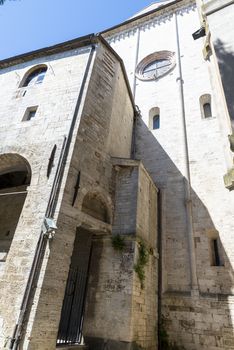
136 51 176 81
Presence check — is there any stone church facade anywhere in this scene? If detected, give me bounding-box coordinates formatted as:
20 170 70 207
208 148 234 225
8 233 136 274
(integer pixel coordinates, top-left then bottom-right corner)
0 0 233 349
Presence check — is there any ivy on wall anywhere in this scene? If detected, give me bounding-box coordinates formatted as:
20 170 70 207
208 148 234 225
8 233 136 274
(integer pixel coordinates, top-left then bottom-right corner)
111 234 126 251
134 240 149 289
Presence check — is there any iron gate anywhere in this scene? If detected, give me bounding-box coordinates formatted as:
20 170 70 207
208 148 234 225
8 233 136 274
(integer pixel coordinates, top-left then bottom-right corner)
57 258 91 345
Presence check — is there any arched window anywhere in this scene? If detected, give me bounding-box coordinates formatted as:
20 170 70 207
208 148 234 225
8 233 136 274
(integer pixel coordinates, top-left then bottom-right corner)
203 103 212 118
153 115 160 129
21 65 47 88
200 94 212 119
0 154 31 261
149 107 160 130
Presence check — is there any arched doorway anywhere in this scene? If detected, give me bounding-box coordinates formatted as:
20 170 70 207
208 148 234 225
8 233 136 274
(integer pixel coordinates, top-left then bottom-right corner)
0 154 31 262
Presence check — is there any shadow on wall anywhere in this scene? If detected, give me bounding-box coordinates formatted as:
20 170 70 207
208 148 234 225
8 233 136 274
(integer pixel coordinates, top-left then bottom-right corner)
214 38 234 127
135 116 234 349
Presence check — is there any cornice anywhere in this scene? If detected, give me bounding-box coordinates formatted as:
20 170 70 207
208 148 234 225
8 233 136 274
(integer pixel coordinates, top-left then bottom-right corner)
103 0 196 44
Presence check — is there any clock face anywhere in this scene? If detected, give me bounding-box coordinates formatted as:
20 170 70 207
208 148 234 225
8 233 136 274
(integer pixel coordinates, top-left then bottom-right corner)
136 51 176 81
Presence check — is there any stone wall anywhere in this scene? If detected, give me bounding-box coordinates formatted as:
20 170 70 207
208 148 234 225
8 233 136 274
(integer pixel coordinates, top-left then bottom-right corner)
14 42 136 350
203 0 234 127
133 164 158 350
0 45 95 348
93 160 158 350
83 236 135 348
112 161 139 235
105 0 234 348
1 0 234 348
202 0 234 190
162 293 234 350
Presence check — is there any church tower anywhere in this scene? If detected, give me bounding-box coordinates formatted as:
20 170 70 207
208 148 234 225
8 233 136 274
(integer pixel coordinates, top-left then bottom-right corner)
0 0 234 349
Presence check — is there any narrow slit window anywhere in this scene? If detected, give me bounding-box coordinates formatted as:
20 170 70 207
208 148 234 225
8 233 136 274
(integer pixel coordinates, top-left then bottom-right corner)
211 239 222 266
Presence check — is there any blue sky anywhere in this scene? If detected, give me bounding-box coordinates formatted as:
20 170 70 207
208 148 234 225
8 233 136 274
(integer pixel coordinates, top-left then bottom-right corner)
0 0 155 60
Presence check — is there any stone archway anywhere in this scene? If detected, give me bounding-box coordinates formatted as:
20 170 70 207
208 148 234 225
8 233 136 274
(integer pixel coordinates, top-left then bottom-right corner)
0 153 31 262
81 192 111 224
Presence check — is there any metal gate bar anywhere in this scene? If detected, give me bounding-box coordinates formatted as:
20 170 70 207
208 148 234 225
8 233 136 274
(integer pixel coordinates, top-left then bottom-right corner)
57 247 92 345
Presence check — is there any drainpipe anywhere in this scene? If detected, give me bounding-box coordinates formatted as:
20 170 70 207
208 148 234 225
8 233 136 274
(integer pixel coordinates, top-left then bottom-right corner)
9 44 96 350
157 189 163 350
175 12 198 291
130 28 141 159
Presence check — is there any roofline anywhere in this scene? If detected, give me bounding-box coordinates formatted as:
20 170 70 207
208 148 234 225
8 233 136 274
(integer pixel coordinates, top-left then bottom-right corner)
0 34 96 69
0 1 187 114
0 0 189 69
0 33 137 115
100 0 182 35
0 0 195 69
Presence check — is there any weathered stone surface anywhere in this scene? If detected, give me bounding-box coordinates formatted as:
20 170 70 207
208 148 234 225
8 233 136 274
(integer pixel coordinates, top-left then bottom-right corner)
104 0 234 348
0 38 157 350
0 0 234 349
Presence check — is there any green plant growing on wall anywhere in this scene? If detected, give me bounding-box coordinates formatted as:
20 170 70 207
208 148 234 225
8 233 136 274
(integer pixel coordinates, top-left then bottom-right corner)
112 234 125 251
134 240 149 289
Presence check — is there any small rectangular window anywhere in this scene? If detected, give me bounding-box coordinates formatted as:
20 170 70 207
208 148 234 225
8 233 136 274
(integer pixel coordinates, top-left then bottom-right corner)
22 106 38 121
